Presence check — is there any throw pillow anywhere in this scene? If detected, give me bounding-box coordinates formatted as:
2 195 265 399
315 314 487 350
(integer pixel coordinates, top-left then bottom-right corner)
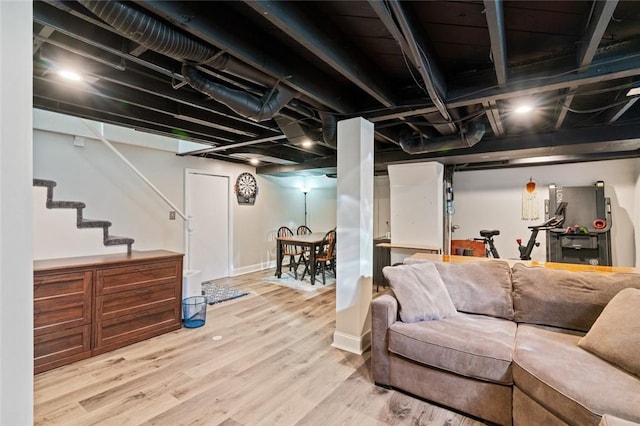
383 262 458 323
578 288 640 378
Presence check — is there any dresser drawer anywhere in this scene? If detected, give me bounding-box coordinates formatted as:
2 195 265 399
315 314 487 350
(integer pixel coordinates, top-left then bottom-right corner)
34 271 92 335
96 281 178 320
93 303 180 353
34 324 92 374
96 260 180 296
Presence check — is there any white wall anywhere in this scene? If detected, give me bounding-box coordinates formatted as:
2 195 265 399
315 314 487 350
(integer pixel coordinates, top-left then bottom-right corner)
636 169 640 267
1 1 33 423
33 116 338 274
388 162 444 248
451 159 640 266
374 175 391 238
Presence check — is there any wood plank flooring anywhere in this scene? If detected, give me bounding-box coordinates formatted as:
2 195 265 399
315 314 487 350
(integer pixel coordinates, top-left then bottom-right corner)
34 268 485 426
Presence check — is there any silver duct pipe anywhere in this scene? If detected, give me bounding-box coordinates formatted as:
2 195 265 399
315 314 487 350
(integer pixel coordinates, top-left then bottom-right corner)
77 0 295 121
400 123 486 154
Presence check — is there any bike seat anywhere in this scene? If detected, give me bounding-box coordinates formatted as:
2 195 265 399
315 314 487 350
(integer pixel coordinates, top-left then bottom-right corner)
480 229 500 237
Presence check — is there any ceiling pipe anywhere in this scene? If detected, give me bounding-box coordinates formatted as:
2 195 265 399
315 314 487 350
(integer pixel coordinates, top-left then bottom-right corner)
77 0 295 122
400 123 486 154
182 64 296 122
319 111 337 147
387 0 453 125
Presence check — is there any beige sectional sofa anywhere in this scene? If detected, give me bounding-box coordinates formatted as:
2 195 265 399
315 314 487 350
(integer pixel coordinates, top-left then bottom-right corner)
371 258 640 425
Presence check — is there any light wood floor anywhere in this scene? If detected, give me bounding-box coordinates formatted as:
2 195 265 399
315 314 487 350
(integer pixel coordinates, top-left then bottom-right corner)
34 268 484 426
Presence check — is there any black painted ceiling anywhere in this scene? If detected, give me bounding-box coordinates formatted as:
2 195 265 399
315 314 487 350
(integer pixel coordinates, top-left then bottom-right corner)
33 1 640 175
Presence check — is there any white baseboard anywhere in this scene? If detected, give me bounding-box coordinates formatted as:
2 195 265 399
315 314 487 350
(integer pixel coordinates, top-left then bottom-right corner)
231 260 276 277
332 329 371 355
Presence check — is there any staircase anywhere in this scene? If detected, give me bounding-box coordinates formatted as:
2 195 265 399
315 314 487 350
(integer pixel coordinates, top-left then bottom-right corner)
33 179 134 253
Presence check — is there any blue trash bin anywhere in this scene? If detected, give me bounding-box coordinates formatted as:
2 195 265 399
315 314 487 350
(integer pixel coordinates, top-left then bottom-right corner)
183 295 207 328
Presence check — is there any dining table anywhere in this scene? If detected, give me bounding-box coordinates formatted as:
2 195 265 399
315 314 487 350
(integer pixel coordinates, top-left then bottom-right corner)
275 232 328 286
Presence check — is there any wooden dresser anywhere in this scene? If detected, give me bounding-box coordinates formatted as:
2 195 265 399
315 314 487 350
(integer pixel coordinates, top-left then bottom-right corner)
34 250 183 374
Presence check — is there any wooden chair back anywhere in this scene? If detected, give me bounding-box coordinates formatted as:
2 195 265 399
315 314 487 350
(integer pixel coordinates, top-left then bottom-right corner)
277 226 301 255
296 225 312 235
317 229 336 261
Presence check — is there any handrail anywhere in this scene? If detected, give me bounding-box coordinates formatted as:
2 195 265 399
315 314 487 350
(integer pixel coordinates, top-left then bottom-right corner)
80 119 188 221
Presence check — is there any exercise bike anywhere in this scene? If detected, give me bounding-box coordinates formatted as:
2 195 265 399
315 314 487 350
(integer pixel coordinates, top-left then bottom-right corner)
516 202 567 260
475 230 501 258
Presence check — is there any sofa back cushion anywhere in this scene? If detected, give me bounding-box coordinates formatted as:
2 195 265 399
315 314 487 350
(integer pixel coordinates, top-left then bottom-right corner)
424 260 515 320
512 263 640 332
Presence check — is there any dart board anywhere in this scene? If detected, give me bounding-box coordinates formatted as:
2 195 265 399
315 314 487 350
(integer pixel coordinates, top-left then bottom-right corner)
235 172 258 205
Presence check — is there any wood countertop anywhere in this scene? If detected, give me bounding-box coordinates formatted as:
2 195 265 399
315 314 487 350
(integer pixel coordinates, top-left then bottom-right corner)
34 249 184 272
376 242 441 253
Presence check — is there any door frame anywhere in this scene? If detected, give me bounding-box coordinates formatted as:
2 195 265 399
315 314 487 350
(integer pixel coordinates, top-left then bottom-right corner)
184 168 233 277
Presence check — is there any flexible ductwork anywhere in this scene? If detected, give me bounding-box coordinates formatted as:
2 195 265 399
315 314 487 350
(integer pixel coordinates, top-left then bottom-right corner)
400 123 486 154
319 111 337 147
78 1 214 62
183 64 296 122
274 111 337 148
77 0 295 121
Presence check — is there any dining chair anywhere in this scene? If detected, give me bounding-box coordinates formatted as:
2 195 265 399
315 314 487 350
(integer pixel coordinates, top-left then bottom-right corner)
302 229 336 285
296 225 312 235
295 225 312 270
277 226 304 279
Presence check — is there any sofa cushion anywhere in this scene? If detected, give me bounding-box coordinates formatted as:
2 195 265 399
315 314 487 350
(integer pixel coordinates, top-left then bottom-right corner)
406 259 515 320
388 313 516 385
578 288 640 378
512 263 640 332
383 262 458 323
513 324 640 425
600 414 640 426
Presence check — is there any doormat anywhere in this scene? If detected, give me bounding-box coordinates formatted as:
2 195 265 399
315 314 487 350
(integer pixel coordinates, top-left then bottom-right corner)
201 282 248 305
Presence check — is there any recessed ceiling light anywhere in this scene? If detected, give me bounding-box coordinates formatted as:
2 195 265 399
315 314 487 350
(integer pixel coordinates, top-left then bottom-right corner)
249 158 260 165
302 139 313 148
514 105 533 114
57 69 83 82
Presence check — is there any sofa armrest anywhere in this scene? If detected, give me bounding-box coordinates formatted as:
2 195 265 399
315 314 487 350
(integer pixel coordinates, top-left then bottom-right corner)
371 293 398 386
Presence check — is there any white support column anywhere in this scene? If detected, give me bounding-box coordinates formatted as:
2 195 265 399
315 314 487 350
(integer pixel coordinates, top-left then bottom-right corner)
1 1 34 423
333 117 374 354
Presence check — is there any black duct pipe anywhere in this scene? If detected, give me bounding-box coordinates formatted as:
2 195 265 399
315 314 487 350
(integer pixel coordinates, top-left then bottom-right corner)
183 64 298 123
400 123 486 154
77 0 296 121
78 1 214 62
319 111 337 147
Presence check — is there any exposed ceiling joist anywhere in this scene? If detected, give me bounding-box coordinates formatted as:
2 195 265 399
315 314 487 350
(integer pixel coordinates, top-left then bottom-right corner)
556 0 619 129
370 57 640 123
245 0 396 109
579 0 619 70
483 0 507 86
387 0 454 128
135 0 353 114
482 100 504 136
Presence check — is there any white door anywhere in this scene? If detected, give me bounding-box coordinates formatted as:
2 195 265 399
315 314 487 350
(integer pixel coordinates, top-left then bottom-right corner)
187 171 230 281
